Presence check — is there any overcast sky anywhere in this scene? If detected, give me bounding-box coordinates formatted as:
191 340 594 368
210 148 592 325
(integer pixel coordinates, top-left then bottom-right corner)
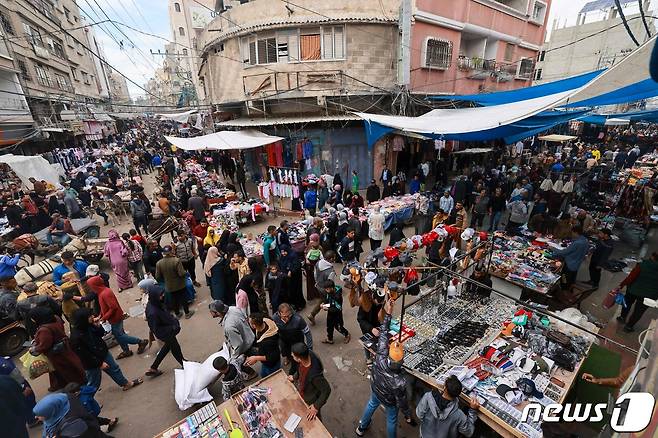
86 0 640 101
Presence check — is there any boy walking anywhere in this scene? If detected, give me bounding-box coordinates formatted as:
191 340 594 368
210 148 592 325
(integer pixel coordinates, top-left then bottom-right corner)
320 280 350 344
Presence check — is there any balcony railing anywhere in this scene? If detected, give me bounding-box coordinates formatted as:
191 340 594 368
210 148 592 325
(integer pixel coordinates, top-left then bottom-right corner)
457 56 497 72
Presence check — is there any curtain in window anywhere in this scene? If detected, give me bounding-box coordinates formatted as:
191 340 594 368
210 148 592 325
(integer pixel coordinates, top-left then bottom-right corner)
300 34 321 61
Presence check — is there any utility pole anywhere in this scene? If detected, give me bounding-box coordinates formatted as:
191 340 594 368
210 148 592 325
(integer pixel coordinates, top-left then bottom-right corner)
396 0 412 115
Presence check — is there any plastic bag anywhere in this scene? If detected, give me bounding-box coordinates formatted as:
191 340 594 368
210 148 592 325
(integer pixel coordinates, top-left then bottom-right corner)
20 351 53 379
602 288 619 309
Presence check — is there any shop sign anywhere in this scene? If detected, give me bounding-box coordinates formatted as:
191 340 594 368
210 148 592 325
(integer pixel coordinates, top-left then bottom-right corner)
521 392 655 432
69 121 85 136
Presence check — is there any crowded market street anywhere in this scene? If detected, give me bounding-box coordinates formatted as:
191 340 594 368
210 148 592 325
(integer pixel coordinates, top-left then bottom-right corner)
2 1 658 438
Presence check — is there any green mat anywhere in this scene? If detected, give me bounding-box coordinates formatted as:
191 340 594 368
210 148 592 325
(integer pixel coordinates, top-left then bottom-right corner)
566 343 622 433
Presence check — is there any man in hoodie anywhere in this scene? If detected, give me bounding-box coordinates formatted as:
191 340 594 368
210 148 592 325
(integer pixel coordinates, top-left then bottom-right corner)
88 276 148 359
416 375 478 438
272 303 313 369
130 194 149 236
69 307 143 391
307 251 337 326
356 299 415 438
244 312 280 378
288 342 331 421
209 300 255 363
145 285 185 377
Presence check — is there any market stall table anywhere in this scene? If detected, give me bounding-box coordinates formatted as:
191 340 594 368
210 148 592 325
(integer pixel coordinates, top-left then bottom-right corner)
488 232 563 300
154 369 331 438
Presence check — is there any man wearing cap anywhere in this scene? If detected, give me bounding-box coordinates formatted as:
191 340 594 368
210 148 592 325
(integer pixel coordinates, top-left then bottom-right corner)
156 245 194 319
209 300 256 378
587 229 613 288
356 299 416 437
52 251 89 287
46 213 76 247
17 282 61 336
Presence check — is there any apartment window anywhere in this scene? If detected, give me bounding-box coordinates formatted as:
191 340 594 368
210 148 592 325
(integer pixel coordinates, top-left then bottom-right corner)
47 39 66 59
0 10 14 35
321 26 344 59
63 7 70 20
71 67 78 81
300 29 321 61
538 50 545 62
517 58 535 78
243 35 277 65
174 2 181 12
182 48 188 55
17 59 31 82
532 1 547 23
504 43 514 61
23 23 44 47
34 64 52 87
423 38 452 69
179 27 185 36
82 71 90 85
55 73 72 91
534 68 543 81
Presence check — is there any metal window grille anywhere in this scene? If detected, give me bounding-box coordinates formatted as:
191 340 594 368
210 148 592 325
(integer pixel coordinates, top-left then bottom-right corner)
425 39 452 69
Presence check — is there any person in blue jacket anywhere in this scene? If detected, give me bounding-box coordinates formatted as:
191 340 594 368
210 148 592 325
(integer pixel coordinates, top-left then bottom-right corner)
0 254 20 280
52 251 89 286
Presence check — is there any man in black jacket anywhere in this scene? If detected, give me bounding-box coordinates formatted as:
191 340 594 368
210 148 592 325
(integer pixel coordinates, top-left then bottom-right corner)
272 303 313 370
338 227 361 263
245 313 281 378
69 308 142 390
356 299 415 437
366 180 380 203
587 229 614 288
288 343 331 421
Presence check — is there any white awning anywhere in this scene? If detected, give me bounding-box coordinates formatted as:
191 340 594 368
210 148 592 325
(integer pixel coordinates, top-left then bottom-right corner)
604 118 630 126
164 129 283 151
216 114 362 127
452 147 494 154
0 154 62 188
537 134 578 142
40 127 71 133
156 109 197 123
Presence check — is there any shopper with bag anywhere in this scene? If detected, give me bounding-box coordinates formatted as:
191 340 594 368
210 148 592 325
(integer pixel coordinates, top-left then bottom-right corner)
29 307 85 391
617 252 658 332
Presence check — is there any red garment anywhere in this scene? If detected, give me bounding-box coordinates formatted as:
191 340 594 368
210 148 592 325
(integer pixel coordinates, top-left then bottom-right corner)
193 223 209 240
89 276 124 324
274 141 284 167
33 317 85 390
620 265 641 287
131 235 146 246
297 362 311 398
266 143 277 167
296 142 303 161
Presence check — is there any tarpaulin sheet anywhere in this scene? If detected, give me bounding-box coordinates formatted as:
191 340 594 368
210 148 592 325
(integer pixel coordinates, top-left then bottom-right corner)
428 70 604 106
384 206 415 231
0 154 62 188
156 109 197 123
579 108 658 125
165 130 283 151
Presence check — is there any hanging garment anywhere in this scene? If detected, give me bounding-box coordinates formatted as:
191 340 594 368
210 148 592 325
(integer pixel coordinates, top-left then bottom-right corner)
267 144 277 167
303 140 313 159
275 142 284 167
296 142 303 161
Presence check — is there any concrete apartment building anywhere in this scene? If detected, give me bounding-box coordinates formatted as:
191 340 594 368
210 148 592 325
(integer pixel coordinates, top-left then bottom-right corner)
0 0 119 147
197 0 400 185
535 0 654 84
168 0 215 105
409 0 551 95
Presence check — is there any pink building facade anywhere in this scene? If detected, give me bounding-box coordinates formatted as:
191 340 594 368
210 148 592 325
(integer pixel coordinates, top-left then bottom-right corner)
409 0 551 95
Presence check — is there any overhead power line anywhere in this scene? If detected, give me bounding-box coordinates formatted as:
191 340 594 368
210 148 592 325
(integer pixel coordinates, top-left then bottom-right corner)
614 0 640 46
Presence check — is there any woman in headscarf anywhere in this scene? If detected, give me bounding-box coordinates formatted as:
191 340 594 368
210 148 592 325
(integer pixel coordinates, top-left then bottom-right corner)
225 233 244 259
203 227 221 248
33 392 109 438
279 245 305 310
103 230 132 291
204 246 228 301
145 285 185 377
30 307 85 391
218 229 230 253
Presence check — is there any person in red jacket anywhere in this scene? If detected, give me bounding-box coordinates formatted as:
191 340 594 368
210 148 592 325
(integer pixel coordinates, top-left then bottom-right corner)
87 276 148 359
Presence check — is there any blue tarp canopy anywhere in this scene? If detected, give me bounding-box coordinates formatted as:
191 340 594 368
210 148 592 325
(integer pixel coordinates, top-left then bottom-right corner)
579 108 658 125
428 70 604 106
